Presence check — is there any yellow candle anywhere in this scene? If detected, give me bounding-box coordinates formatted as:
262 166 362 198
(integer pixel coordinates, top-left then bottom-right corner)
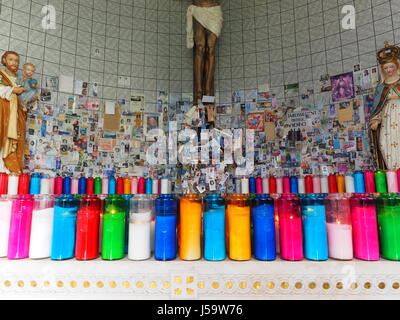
124 178 131 195
227 194 251 261
337 175 345 193
179 194 202 260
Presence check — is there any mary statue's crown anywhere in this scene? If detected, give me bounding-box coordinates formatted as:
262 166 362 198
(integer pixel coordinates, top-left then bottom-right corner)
377 41 400 65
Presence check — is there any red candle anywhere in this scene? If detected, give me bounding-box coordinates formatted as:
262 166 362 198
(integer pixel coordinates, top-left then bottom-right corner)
54 177 63 195
365 170 376 193
269 176 277 194
282 176 291 193
18 173 30 195
86 177 95 195
0 173 8 195
75 195 101 260
305 175 313 194
138 177 146 194
328 174 338 193
116 177 124 194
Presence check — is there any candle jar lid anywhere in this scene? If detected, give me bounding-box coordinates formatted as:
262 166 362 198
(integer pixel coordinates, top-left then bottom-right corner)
55 194 80 208
350 193 374 199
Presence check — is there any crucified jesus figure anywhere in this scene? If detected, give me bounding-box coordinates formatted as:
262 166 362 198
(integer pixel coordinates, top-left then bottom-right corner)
187 0 223 104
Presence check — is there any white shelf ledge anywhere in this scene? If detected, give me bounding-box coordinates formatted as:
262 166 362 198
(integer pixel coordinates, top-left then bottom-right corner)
0 257 398 300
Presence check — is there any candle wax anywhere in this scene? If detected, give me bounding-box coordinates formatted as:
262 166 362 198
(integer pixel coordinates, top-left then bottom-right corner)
326 222 353 260
29 208 54 259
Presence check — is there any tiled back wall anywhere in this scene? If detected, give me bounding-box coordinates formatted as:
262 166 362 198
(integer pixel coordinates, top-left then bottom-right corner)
216 0 400 105
0 0 192 111
1 0 400 107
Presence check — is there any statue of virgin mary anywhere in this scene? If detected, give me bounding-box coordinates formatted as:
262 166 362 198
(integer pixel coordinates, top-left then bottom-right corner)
369 42 400 170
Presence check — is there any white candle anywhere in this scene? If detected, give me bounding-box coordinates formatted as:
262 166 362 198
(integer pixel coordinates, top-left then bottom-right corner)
320 176 329 193
152 179 159 195
235 179 241 194
276 178 283 194
7 175 18 195
29 208 54 259
262 178 269 194
0 199 12 257
241 178 249 194
326 222 353 260
128 211 151 260
345 175 355 193
298 178 305 194
40 178 50 195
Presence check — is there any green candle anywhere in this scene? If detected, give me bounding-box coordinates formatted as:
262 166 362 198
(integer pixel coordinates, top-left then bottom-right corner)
102 195 126 260
94 177 102 195
375 170 388 193
377 193 400 260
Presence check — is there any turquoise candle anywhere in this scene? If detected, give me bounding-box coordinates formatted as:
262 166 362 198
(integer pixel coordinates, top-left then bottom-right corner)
203 194 226 261
51 195 79 260
301 194 328 261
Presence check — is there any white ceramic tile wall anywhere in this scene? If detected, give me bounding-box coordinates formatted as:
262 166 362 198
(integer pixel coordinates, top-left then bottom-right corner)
0 0 191 112
216 0 400 106
1 0 399 108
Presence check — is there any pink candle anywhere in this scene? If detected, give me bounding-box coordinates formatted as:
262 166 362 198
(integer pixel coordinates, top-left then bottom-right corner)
131 177 138 194
326 222 353 259
282 177 290 194
364 170 376 193
54 177 63 195
387 170 399 193
397 169 400 191
313 175 321 194
277 194 303 261
71 178 79 195
276 177 283 194
102 178 109 194
256 177 263 194
349 194 380 261
7 195 34 259
49 177 55 195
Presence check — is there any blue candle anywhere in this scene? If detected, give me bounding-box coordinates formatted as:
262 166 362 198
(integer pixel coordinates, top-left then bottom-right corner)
108 176 116 194
354 171 365 193
249 177 256 194
252 194 276 261
203 194 226 261
51 195 79 260
122 194 133 254
63 177 72 195
154 194 178 261
146 178 153 194
290 176 298 194
29 173 41 195
78 177 87 195
300 194 328 261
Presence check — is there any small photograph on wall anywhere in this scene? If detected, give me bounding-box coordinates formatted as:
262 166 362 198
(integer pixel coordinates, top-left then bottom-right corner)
143 113 162 136
320 74 332 92
40 89 52 102
331 72 355 102
43 76 59 91
246 112 264 131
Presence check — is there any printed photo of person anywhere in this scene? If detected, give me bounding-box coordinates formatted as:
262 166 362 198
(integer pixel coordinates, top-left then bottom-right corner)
331 72 355 102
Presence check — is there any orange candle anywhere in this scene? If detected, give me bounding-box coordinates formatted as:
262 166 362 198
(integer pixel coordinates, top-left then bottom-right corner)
124 178 131 195
227 194 251 261
337 175 345 193
179 194 202 260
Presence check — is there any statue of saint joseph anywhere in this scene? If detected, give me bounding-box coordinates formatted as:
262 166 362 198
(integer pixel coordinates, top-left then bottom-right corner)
187 0 223 105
